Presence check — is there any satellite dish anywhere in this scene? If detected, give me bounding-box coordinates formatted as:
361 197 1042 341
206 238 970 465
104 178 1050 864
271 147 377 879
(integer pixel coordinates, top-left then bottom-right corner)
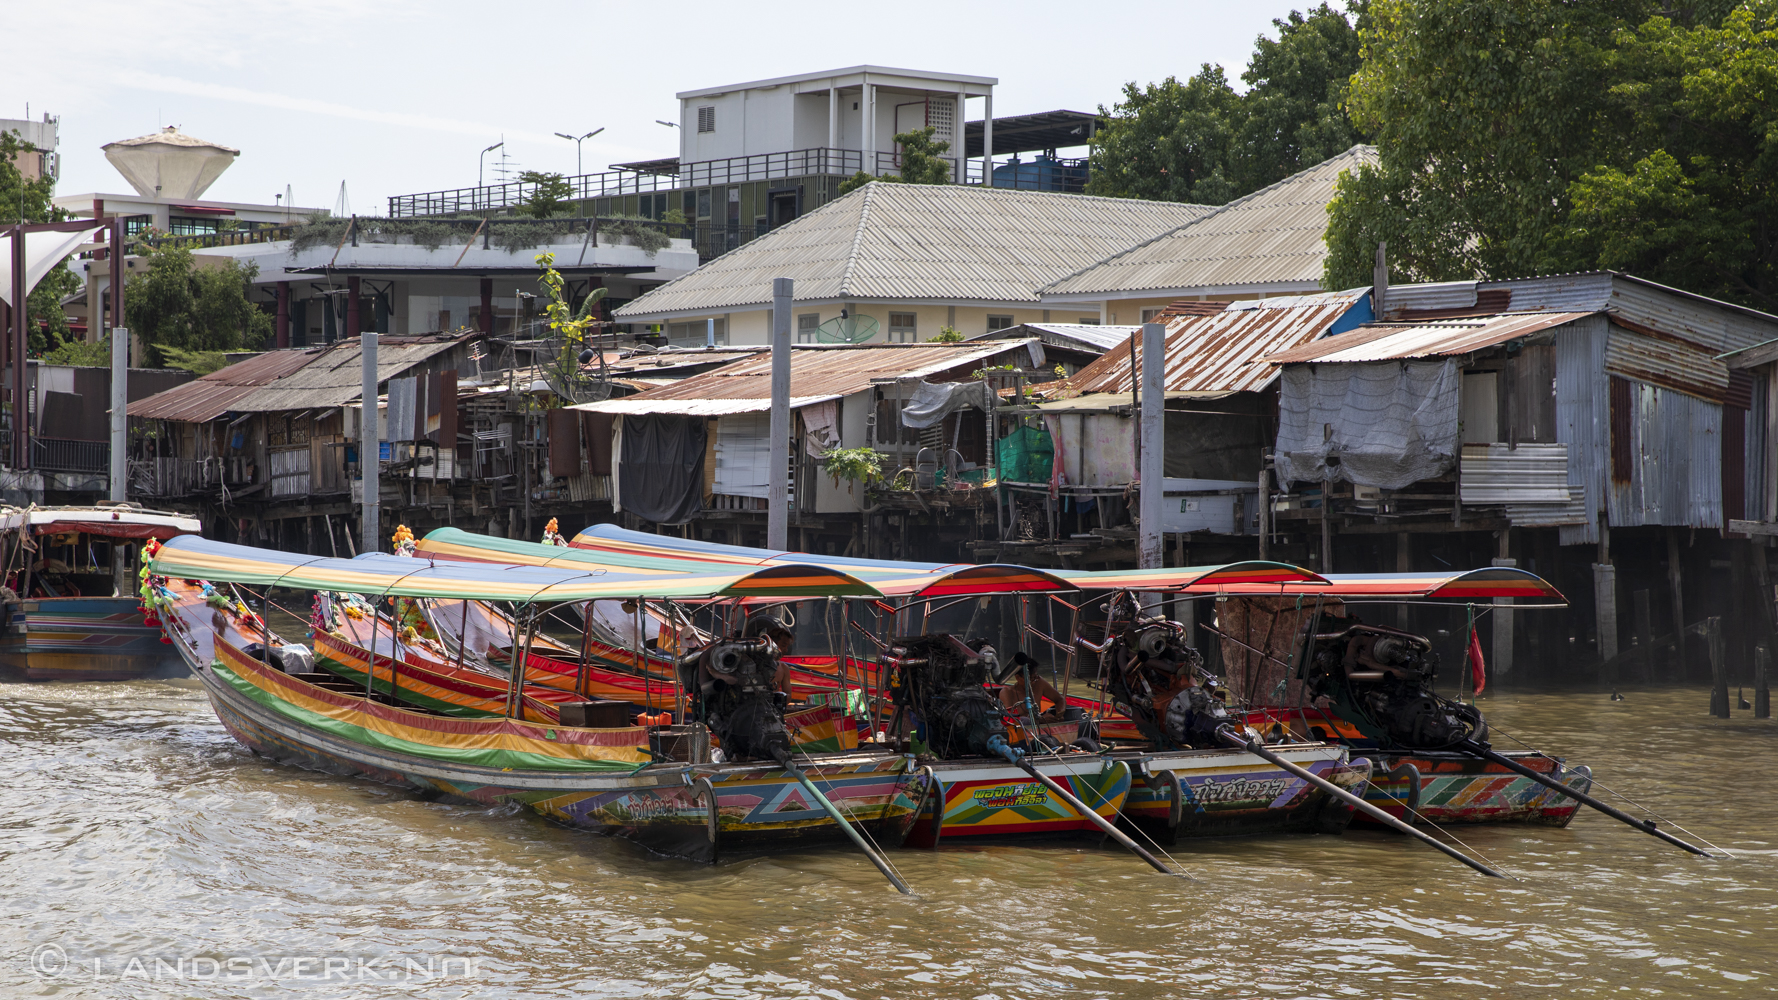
816 314 879 344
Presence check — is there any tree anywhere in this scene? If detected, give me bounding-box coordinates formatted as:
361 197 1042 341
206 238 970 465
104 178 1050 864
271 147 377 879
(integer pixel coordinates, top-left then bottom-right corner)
1 128 80 353
838 125 955 196
1323 0 1637 288
125 244 271 366
1088 5 1367 205
517 171 573 219
1230 3 1369 193
1086 68 1242 204
891 125 953 185
1548 2 1778 308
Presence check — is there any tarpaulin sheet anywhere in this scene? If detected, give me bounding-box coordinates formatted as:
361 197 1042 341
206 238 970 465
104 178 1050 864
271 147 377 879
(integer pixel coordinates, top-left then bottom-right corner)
1274 359 1461 490
801 400 839 457
996 424 1053 484
901 380 989 430
616 415 705 524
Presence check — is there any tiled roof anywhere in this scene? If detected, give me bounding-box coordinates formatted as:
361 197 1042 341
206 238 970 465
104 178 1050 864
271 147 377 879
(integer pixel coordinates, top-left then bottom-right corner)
612 183 1212 320
1041 145 1378 299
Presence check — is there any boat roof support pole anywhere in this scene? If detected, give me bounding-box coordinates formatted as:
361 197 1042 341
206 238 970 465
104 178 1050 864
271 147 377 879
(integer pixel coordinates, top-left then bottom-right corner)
767 277 792 551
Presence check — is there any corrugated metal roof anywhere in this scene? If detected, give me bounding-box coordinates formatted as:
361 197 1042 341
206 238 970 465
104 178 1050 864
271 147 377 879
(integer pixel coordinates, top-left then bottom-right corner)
128 348 324 421
1020 324 1135 351
231 335 471 412
1043 292 1363 397
570 341 1029 415
1040 145 1378 298
611 183 1212 320
1264 312 1591 364
572 395 844 417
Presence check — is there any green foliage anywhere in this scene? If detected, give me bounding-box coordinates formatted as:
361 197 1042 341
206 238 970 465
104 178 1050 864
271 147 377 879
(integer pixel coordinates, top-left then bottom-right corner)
1086 67 1242 204
821 447 885 487
597 218 671 255
836 127 953 196
156 346 234 374
535 252 608 390
125 244 271 366
662 207 687 225
1546 2 1778 307
517 171 573 219
838 171 876 196
891 126 953 185
1324 0 1778 306
928 326 964 343
1087 4 1366 204
41 335 112 367
1323 0 1637 288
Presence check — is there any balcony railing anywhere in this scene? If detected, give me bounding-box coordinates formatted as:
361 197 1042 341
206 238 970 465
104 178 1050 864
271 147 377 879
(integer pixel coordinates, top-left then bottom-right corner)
33 438 108 474
389 147 999 218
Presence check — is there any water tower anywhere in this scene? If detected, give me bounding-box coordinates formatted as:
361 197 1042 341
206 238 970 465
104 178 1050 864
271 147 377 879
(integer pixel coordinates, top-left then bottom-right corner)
102 126 239 200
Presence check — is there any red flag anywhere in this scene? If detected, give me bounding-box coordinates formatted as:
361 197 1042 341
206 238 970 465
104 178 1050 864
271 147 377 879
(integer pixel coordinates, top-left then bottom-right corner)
1467 626 1487 696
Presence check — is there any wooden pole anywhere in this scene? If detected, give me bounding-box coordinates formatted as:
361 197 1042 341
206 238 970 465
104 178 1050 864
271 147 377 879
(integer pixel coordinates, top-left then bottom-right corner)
1710 615 1728 717
1667 527 1686 678
1633 588 1654 684
1756 643 1771 719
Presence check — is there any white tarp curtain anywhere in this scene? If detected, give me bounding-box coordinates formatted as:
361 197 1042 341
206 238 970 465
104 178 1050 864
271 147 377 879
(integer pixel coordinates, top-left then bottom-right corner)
714 412 772 498
0 227 104 306
1274 359 1462 490
900 380 990 429
801 400 839 457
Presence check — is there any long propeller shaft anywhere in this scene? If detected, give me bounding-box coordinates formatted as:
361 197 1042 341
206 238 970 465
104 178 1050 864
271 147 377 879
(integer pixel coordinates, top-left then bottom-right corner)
1216 727 1507 878
1459 742 1711 857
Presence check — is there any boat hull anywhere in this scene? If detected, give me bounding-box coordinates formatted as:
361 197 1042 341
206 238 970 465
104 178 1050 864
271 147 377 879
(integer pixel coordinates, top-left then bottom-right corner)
168 590 917 863
1118 745 1370 841
902 755 1133 845
1360 752 1592 827
0 598 181 681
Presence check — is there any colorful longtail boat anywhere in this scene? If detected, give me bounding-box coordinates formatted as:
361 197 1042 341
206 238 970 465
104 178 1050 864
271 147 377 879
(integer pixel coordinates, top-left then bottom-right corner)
0 505 200 681
148 537 922 867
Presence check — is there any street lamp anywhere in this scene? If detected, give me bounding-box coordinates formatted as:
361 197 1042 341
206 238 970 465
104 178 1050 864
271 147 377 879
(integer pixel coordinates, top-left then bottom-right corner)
554 128 604 177
655 120 678 128
478 141 504 213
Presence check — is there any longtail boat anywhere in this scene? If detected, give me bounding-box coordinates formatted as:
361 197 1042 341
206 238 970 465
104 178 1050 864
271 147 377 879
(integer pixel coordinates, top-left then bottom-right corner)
0 505 200 681
146 536 926 880
1192 568 1597 828
564 526 1387 855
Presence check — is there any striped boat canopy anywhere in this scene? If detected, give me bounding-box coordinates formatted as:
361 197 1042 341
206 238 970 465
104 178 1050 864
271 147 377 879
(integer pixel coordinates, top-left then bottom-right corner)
150 536 883 602
1055 562 1330 593
1211 568 1567 603
427 527 1073 598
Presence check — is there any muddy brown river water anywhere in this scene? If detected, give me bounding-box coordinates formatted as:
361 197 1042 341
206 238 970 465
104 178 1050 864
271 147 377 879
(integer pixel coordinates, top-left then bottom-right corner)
1 679 1773 998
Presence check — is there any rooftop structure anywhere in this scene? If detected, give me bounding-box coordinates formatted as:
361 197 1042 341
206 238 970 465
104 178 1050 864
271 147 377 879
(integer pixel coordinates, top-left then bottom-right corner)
1041 145 1379 322
102 127 239 201
1 113 59 182
611 181 1211 344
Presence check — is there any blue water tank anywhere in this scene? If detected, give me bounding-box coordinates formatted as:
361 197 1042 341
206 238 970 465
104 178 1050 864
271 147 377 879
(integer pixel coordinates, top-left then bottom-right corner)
991 155 1088 192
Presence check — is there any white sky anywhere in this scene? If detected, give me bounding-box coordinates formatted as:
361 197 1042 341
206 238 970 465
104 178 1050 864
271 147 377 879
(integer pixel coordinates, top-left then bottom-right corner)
6 0 1334 216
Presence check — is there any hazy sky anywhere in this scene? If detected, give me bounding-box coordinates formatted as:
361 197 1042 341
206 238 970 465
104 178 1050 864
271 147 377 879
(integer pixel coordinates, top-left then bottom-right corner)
7 0 1339 215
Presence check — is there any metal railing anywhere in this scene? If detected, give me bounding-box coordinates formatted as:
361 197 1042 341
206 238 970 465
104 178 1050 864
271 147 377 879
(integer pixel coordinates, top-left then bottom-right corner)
389 147 1008 218
32 438 108 473
135 223 300 251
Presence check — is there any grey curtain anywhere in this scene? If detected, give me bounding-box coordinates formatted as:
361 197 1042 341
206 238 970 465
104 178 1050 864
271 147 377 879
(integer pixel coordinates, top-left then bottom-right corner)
617 415 706 524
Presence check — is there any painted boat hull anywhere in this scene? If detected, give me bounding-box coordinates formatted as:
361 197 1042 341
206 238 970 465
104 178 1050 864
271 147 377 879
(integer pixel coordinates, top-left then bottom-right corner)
902 754 1133 846
1117 745 1371 841
1360 752 1592 827
165 590 919 862
0 597 182 681
1241 708 1592 826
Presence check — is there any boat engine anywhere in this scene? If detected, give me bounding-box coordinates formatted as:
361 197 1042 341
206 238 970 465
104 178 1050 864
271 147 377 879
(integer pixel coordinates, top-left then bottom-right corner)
1104 619 1228 749
686 619 791 763
1300 618 1485 750
888 634 1007 758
